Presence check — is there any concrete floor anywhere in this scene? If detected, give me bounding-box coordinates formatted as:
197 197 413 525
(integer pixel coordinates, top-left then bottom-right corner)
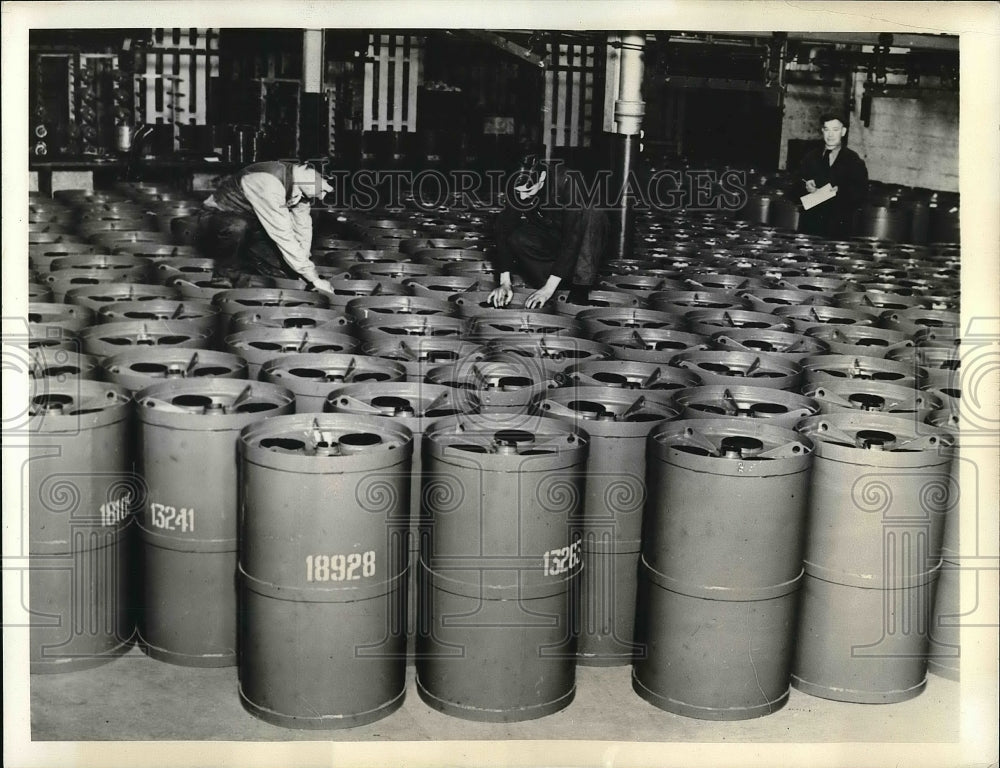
31 645 960 743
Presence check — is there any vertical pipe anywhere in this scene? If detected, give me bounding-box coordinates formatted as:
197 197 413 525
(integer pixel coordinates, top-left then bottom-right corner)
610 32 645 261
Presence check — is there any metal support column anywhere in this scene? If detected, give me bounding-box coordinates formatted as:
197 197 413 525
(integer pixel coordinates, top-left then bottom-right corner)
610 33 645 261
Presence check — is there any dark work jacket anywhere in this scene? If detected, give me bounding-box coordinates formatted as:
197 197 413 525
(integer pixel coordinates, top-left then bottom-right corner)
494 162 608 284
209 161 297 216
793 146 869 239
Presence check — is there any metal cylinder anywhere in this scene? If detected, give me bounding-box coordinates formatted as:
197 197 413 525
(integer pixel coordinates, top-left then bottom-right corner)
44 270 151 304
325 382 480 664
229 306 350 335
804 324 914 358
684 273 765 293
484 336 614 380
362 337 485 383
96 299 218 340
557 359 700 392
135 379 295 666
464 311 581 341
424 354 553 415
64 283 180 313
402 275 484 298
710 328 829 362
321 277 408 309
356 314 467 345
28 380 136 672
835 290 924 313
238 414 412 728
596 328 709 364
212 288 330 339
673 384 821 429
30 242 101 274
685 309 793 338
634 418 813 719
49 253 153 280
801 353 926 388
28 324 79 352
886 345 960 391
792 413 954 703
350 261 441 281
81 320 214 360
597 275 683 300
417 413 586 721
447 291 551 316
29 283 54 302
101 348 249 393
671 350 802 391
260 353 406 412
577 307 683 336
536 388 679 666
28 302 95 335
879 308 960 340
224 328 359 380
151 257 217 285
803 380 943 421
774 305 880 335
648 289 747 315
553 289 644 317
27 348 99 384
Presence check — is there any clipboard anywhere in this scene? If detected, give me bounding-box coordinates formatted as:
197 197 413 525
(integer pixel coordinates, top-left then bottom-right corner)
800 183 837 210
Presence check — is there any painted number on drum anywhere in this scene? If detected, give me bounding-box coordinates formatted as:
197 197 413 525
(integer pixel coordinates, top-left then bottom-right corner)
305 551 376 582
100 494 132 527
149 502 195 532
543 540 581 577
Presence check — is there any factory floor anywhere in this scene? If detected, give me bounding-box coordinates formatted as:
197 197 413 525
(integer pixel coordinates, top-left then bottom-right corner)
30 644 960 743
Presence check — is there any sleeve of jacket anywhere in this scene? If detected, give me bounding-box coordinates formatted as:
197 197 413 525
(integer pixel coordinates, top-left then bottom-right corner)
492 205 523 274
239 173 319 283
289 200 314 255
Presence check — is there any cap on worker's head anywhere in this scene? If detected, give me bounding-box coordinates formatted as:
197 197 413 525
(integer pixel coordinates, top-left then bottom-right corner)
510 142 545 189
292 163 334 199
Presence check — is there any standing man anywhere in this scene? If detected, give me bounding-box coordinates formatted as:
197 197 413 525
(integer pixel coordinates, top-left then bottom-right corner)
488 152 608 309
184 161 335 292
794 114 869 239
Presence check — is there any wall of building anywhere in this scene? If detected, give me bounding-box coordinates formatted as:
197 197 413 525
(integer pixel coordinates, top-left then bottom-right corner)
846 72 959 192
779 71 959 193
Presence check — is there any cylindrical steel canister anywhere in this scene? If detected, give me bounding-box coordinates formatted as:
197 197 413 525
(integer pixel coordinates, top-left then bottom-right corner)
446 291 547 316
28 302 95 335
774 305 880 335
556 359 700 393
887 344 961 391
879 308 960 340
81 320 214 360
64 283 181 313
28 348 101 381
709 329 828 363
151 257 217 285
673 384 820 429
362 337 485 383
224 328 359 380
536 388 679 666
802 380 943 421
212 288 330 339
260 353 406 412
28 380 136 672
801 353 926 388
741 288 833 312
577 307 684 336
648 289 747 316
96 300 219 339
804 325 914 358
925 409 961 681
671 350 802 391
792 414 955 703
29 283 54 302
229 306 351 335
238 414 412 727
356 314 467 346
101 348 249 393
402 275 484 299
596 328 710 364
325 382 479 663
319 277 408 309
464 311 581 341
135 380 296 666
169 275 276 303
553 289 644 317
634 418 813 719
44 270 150 304
484 336 614 380
417 414 587 721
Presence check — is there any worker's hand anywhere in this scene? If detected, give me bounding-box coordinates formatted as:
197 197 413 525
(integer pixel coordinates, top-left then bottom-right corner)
488 282 514 307
804 179 817 194
524 286 555 309
311 278 335 295
830 185 838 194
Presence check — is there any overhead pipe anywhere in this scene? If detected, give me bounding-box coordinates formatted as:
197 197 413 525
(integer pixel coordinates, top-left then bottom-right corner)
610 33 646 262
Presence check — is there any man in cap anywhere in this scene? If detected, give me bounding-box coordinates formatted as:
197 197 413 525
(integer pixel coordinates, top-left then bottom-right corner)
187 161 335 292
488 151 608 309
794 114 869 239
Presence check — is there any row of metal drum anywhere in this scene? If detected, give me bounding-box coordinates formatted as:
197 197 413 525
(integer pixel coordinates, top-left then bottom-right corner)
27 364 959 726
25 185 962 727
